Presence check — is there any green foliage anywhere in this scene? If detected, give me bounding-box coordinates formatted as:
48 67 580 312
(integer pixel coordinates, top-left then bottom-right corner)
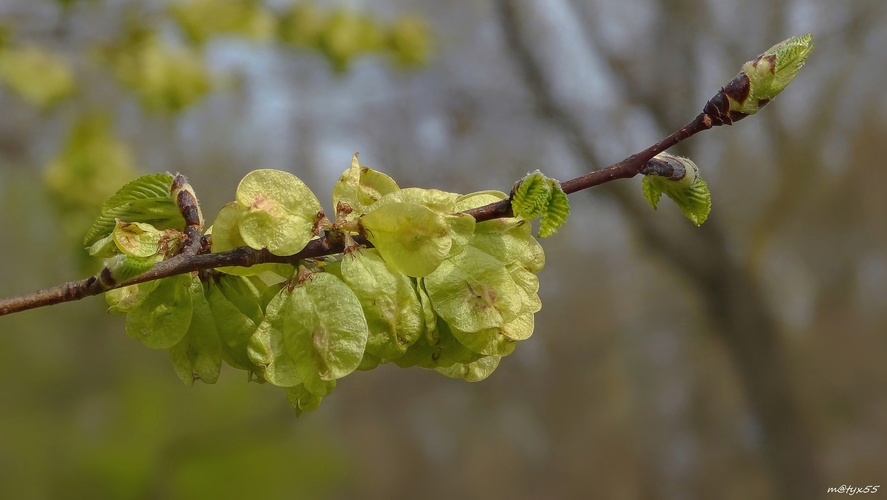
98 33 212 114
732 34 814 116
0 44 75 109
83 172 183 247
277 4 431 71
170 0 276 46
45 113 139 222
641 154 712 226
92 157 546 415
511 170 571 237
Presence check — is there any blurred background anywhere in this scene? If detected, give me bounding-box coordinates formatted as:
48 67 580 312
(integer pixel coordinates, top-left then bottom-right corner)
1 1 885 499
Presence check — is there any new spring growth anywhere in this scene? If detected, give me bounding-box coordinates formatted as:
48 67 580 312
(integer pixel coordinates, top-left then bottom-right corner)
704 34 813 125
641 153 712 227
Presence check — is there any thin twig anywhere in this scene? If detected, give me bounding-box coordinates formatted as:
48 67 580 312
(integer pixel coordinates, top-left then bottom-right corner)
0 114 712 318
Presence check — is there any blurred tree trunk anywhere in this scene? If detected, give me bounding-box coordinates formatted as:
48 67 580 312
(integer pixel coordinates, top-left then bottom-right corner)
496 1 821 498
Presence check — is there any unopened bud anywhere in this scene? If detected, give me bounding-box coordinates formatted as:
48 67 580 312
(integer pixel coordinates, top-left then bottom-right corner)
704 34 813 125
640 152 699 188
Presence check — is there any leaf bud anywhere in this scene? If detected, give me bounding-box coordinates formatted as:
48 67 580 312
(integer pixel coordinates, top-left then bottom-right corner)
704 34 813 125
640 152 699 188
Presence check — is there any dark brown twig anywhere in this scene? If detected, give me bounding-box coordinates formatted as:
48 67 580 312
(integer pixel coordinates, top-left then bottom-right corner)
0 113 714 317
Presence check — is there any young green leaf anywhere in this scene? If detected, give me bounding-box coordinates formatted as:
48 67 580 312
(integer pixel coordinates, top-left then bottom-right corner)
538 179 570 238
511 171 571 237
84 172 182 247
642 175 663 210
511 170 551 219
641 153 711 226
641 174 712 226
704 34 813 124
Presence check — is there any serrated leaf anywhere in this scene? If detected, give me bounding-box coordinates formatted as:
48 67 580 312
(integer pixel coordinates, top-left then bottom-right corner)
84 173 181 246
235 169 322 256
642 175 663 210
743 34 814 108
170 277 222 385
671 177 712 226
538 179 570 238
511 170 551 219
643 175 712 226
360 202 451 277
125 275 193 349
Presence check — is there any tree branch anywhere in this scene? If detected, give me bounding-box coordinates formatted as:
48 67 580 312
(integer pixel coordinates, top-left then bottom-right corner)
0 114 713 317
